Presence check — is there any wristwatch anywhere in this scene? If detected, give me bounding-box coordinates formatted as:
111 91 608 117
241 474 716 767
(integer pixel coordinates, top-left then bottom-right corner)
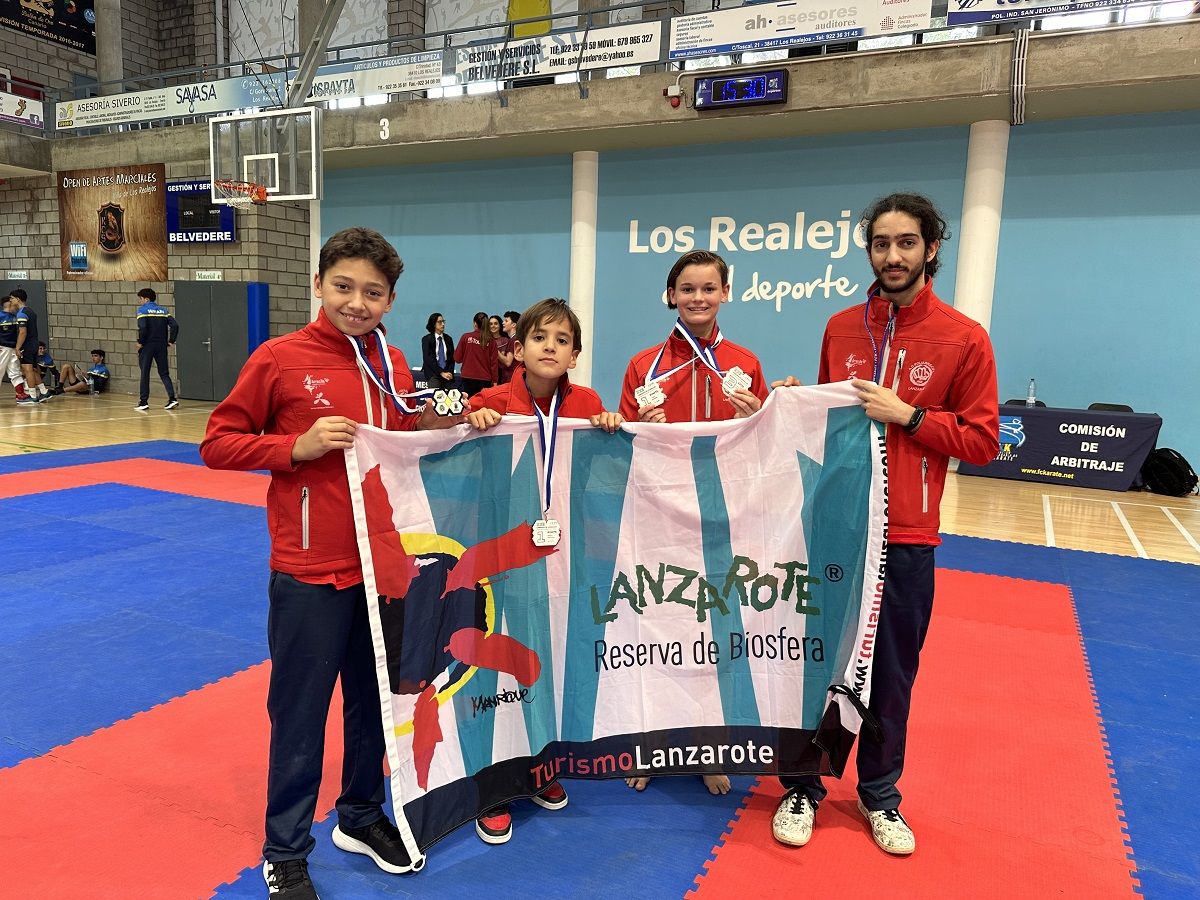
904 406 926 434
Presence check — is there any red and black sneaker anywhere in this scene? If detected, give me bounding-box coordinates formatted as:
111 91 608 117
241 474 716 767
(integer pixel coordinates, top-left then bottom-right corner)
476 806 512 844
531 781 569 811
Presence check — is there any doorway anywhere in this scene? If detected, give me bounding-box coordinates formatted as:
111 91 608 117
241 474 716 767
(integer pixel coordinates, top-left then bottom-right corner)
175 281 256 401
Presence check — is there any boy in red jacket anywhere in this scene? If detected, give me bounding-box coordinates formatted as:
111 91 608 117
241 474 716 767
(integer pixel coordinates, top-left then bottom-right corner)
771 193 998 858
201 227 462 900
619 250 767 425
618 249 766 797
467 298 622 433
464 297 621 844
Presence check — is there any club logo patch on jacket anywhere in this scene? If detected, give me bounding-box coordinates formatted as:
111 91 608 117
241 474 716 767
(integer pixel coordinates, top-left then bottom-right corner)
909 361 934 388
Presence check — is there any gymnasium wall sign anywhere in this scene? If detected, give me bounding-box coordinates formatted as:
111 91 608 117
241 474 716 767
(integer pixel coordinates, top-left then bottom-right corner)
0 0 95 54
58 164 167 281
166 180 236 243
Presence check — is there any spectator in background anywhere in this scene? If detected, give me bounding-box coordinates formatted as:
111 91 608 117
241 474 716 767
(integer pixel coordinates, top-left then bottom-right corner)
455 311 498 396
37 342 61 392
135 287 179 411
421 312 456 388
12 289 50 402
492 315 516 385
0 294 35 405
59 349 110 395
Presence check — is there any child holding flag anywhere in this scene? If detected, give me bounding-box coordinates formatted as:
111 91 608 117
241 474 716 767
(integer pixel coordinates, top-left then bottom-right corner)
618 250 769 795
465 297 622 844
201 227 462 900
619 250 767 425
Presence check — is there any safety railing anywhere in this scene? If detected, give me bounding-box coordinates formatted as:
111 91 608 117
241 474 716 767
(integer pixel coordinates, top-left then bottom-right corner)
11 0 1194 140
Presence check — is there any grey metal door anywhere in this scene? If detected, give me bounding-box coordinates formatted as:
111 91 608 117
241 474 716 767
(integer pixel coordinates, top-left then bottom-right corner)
176 282 215 401
209 283 250 400
175 282 252 402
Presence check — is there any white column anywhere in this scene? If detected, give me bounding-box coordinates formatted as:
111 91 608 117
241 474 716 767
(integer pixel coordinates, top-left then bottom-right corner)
309 199 322 321
953 120 1010 332
568 151 599 386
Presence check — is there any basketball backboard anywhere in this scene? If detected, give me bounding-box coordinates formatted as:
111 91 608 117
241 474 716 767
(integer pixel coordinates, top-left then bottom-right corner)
209 107 322 203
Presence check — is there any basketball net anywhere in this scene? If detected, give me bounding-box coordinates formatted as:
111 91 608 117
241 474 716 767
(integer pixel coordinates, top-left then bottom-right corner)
214 179 268 210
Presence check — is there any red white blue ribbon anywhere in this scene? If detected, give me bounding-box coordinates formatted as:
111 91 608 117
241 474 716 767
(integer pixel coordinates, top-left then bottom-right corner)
349 329 433 415
644 318 726 386
528 375 562 518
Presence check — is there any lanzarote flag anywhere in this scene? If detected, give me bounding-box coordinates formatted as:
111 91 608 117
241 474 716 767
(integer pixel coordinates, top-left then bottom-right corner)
346 384 887 862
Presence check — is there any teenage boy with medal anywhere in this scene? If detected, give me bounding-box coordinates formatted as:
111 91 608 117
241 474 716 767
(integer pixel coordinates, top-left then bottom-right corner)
619 250 767 426
202 228 464 900
464 297 622 843
617 249 768 796
770 193 998 857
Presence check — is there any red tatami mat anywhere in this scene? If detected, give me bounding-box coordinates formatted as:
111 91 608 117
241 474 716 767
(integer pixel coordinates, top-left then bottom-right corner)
0 458 267 505
691 570 1139 899
0 663 344 900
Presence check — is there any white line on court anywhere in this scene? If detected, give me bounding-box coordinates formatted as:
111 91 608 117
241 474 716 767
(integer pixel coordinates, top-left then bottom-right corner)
1042 494 1056 547
1162 508 1200 556
0 410 210 430
1110 501 1149 558
1044 493 1192 512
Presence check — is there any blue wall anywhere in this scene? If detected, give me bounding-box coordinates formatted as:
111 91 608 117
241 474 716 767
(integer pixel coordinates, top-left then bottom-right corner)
592 129 970 403
321 113 1199 459
323 158 574 366
992 111 1200 456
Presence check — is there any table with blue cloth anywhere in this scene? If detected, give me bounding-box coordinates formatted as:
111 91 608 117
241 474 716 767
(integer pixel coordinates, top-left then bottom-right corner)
956 404 1162 491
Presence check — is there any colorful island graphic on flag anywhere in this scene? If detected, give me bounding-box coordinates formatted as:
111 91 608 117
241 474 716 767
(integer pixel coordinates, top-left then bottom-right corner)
346 384 887 861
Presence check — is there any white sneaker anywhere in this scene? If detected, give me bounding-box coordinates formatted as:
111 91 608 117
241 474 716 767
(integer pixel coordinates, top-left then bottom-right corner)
134 403 149 411
164 399 179 410
772 789 817 847
858 800 915 855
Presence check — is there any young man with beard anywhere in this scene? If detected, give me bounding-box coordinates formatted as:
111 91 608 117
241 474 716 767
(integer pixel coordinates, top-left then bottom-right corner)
772 193 999 856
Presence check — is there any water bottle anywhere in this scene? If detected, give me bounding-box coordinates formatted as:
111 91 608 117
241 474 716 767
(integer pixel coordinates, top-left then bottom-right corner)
1026 378 1037 408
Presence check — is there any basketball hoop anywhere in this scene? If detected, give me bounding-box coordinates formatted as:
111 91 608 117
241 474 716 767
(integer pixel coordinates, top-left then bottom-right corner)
214 178 268 209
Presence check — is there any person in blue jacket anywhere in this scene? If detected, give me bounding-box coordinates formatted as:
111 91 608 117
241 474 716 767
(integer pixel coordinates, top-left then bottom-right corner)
135 288 180 411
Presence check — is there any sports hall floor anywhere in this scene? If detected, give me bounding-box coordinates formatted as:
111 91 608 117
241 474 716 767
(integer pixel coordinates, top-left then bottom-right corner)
1 392 1197 899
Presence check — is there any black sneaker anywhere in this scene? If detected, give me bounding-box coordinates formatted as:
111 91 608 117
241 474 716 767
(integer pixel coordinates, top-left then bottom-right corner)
262 859 320 899
331 816 415 874
165 399 179 409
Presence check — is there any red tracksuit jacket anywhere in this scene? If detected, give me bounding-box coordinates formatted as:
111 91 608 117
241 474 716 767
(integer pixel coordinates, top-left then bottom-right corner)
200 309 419 587
619 328 768 422
455 330 499 383
819 278 999 545
469 366 605 418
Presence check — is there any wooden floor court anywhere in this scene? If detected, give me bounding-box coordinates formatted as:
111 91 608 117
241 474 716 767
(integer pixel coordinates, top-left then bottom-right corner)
3 390 1197 566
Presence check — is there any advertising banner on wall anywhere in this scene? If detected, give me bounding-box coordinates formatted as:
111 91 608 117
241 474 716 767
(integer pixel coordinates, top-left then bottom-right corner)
166 180 236 244
669 0 932 58
0 88 43 128
55 75 285 130
454 21 661 82
303 51 444 101
946 0 1153 24
58 164 167 281
0 0 95 54
54 49 443 131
